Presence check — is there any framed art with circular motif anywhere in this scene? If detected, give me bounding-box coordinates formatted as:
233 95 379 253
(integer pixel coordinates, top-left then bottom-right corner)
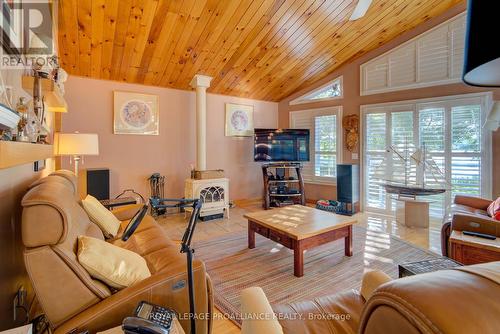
113 91 159 135
225 103 254 137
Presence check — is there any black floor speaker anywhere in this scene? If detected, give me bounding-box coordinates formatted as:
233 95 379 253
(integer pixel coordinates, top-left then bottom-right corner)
336 164 360 215
86 168 110 200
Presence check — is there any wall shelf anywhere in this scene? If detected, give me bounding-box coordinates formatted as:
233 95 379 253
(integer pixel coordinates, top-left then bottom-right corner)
22 76 68 113
0 141 53 169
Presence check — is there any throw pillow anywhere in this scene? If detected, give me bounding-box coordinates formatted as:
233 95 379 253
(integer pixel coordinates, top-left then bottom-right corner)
77 235 151 289
81 195 121 238
487 197 500 220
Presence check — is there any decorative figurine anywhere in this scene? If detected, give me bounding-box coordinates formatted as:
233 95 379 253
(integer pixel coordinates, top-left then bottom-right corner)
343 114 359 152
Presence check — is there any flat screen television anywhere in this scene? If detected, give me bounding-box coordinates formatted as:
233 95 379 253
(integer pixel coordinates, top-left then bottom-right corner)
254 128 310 162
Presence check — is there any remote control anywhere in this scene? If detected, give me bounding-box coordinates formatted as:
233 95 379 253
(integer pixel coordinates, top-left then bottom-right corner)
462 230 497 240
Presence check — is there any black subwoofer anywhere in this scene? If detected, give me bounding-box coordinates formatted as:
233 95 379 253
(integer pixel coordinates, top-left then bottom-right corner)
336 164 360 215
86 168 110 200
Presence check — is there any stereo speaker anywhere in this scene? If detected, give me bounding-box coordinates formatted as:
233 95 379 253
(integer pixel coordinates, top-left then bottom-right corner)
336 164 360 214
86 168 110 200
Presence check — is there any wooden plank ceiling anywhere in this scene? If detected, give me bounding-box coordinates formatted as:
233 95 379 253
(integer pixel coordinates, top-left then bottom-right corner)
58 0 463 101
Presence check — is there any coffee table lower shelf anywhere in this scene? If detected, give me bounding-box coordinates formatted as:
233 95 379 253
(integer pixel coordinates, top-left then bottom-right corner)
247 220 353 277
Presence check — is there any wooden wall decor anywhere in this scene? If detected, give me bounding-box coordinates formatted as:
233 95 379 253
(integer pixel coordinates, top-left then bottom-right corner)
343 114 359 152
58 0 463 101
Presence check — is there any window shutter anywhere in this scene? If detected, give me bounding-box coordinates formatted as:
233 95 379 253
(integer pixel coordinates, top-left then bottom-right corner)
389 43 416 87
291 108 340 184
418 106 445 152
290 112 314 182
361 13 465 95
362 57 388 94
314 115 337 178
363 95 488 217
391 111 415 190
450 103 482 199
451 104 481 153
366 155 387 209
365 112 386 152
365 113 387 210
449 15 466 79
451 156 481 198
417 25 449 83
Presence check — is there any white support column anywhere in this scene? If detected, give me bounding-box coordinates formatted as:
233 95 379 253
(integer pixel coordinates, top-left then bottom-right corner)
190 74 213 171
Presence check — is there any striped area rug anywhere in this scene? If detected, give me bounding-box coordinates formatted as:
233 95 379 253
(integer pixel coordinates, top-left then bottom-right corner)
194 224 437 326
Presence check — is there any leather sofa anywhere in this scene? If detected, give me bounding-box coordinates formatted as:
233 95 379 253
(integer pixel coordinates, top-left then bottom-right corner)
21 170 213 334
441 195 499 257
240 261 500 334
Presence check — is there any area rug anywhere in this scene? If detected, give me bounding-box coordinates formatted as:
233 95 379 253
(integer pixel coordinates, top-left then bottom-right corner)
194 224 437 326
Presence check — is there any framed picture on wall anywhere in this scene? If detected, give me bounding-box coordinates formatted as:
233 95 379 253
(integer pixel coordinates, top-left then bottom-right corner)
113 91 159 135
225 103 254 137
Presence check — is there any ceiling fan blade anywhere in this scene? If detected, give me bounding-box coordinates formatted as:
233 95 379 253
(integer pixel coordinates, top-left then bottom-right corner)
350 0 373 21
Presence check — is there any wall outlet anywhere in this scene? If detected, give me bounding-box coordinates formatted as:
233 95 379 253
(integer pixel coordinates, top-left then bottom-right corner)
352 153 359 160
13 286 27 321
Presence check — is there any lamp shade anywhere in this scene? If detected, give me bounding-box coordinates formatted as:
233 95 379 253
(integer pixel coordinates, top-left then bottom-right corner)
54 132 99 156
463 0 500 87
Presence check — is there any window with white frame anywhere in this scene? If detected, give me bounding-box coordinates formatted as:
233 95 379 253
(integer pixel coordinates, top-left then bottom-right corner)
362 94 492 217
290 107 342 184
290 76 343 105
360 13 466 96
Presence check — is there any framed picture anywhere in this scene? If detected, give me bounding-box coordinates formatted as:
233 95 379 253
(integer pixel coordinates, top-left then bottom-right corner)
225 103 254 137
113 91 159 135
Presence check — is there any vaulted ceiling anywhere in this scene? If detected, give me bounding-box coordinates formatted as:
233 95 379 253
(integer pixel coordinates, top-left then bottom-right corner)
58 0 463 102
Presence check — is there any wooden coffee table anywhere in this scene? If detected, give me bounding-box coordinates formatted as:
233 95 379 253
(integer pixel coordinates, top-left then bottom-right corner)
244 205 357 277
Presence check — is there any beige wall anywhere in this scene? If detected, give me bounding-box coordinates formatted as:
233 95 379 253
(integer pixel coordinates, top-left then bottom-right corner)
61 76 278 201
278 3 500 201
0 70 55 330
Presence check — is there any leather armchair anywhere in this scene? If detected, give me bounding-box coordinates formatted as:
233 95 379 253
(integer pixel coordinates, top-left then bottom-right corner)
21 171 213 334
241 262 500 334
441 195 498 256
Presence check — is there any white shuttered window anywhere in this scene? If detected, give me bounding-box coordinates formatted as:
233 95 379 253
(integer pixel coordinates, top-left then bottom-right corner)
362 94 492 217
291 107 342 185
361 13 466 95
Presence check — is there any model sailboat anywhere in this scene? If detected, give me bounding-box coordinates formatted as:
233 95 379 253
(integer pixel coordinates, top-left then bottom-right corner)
374 139 448 198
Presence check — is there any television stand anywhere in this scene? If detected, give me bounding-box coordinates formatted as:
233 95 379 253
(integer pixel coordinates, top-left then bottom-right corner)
262 163 306 209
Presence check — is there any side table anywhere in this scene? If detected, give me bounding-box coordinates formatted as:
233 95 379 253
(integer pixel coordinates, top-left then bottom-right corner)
97 318 184 334
398 257 462 278
99 197 137 210
449 230 500 265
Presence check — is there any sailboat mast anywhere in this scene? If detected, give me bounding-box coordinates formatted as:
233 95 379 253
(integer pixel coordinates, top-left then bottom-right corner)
422 142 426 188
405 137 408 186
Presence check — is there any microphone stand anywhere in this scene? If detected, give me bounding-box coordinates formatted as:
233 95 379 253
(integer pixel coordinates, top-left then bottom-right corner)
149 197 202 334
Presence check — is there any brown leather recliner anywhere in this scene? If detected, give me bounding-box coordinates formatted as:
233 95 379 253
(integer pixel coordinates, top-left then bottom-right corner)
21 171 213 334
441 195 499 256
240 262 500 334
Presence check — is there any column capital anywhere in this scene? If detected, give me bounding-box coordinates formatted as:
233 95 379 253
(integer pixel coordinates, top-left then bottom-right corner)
190 74 213 89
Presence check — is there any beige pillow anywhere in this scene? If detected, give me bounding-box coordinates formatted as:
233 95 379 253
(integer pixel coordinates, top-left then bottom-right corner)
77 236 151 289
81 195 121 238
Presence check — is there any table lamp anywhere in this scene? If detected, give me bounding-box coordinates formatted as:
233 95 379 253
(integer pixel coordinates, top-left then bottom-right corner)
54 132 99 176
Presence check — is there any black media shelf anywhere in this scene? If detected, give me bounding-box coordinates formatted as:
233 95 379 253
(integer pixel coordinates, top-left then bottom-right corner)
262 163 305 209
